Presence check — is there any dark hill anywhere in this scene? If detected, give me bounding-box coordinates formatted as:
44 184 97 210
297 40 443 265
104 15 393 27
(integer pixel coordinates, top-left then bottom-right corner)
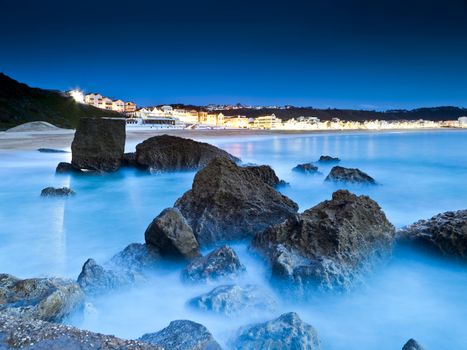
0 73 121 130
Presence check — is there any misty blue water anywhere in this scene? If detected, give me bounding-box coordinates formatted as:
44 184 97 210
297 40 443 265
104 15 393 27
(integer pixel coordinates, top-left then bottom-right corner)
0 130 466 349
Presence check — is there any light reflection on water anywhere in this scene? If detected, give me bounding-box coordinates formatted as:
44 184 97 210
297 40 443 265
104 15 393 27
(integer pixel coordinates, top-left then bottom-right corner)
0 130 466 349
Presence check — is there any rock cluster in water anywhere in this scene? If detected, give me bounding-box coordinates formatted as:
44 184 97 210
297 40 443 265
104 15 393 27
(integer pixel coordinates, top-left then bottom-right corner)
398 210 467 260
41 186 75 197
325 166 376 184
175 157 298 245
252 190 395 291
293 163 319 174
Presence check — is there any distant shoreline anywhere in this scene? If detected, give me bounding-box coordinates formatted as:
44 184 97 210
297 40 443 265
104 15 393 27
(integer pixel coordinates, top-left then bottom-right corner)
0 127 465 152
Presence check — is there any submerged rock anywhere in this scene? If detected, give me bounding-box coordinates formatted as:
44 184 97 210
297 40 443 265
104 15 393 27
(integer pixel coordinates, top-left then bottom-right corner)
134 134 239 171
0 313 161 349
252 190 395 291
398 210 467 260
402 339 425 350
0 274 84 322
56 162 83 174
71 117 126 172
139 320 221 350
189 284 276 316
325 166 376 184
182 246 245 283
40 186 75 197
77 259 137 296
293 163 319 174
232 312 320 350
110 243 160 272
175 157 298 245
145 208 200 260
37 148 69 153
318 155 340 163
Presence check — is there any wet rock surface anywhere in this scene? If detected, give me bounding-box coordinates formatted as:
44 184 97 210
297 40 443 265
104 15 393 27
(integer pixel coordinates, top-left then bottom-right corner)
188 284 276 316
398 210 467 260
71 117 126 172
252 190 395 291
77 259 137 296
293 163 319 174
318 155 340 163
325 166 376 184
40 187 75 197
134 134 239 171
181 246 245 283
55 162 83 174
232 312 320 350
175 157 298 245
402 338 425 350
109 243 160 272
122 152 137 167
0 312 162 350
145 208 200 260
139 320 221 350
0 274 84 322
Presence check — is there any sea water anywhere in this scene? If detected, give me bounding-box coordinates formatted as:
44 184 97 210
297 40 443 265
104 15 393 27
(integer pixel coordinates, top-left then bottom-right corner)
0 130 466 349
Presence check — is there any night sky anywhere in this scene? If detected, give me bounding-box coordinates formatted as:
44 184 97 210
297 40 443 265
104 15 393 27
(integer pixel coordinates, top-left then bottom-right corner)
1 0 467 109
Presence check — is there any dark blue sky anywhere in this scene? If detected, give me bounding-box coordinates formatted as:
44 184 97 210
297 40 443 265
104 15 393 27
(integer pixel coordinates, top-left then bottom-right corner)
1 0 467 109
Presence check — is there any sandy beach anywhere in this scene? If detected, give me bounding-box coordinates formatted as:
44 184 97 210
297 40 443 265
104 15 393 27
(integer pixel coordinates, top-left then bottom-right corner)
0 127 456 152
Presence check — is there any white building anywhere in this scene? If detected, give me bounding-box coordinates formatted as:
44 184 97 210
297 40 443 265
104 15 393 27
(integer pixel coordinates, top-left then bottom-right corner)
253 114 282 129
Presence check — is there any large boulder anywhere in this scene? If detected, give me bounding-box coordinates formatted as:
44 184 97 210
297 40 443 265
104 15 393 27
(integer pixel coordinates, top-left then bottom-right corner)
175 157 298 245
181 246 245 283
241 164 283 187
402 339 425 350
0 313 162 349
77 259 137 296
109 243 160 272
41 187 75 197
318 155 340 163
232 312 320 350
188 284 276 316
0 274 84 322
252 190 395 291
139 320 221 350
71 117 126 172
398 210 467 260
145 208 200 260
56 162 83 174
325 166 376 184
134 134 239 171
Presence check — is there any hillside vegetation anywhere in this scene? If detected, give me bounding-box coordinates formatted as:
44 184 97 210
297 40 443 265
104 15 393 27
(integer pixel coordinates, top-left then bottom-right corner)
0 73 120 130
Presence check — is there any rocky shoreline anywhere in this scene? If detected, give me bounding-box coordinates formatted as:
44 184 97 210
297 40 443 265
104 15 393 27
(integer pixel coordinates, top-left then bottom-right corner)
1 118 462 349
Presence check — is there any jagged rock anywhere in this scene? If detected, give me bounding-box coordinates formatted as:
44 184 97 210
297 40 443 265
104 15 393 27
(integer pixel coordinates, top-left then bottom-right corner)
293 163 319 174
242 164 282 187
188 284 276 316
110 243 160 272
402 339 425 350
318 155 340 163
37 148 69 153
134 134 239 171
325 166 376 184
0 313 162 349
252 190 395 291
56 162 83 174
139 320 221 350
0 274 84 322
175 157 298 245
398 210 467 260
145 208 200 260
41 187 75 197
123 152 137 166
77 259 137 296
182 246 245 283
232 312 320 350
71 117 126 172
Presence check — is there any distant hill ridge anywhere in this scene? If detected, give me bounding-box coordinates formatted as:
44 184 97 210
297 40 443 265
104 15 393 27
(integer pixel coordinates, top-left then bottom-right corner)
0 73 120 130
